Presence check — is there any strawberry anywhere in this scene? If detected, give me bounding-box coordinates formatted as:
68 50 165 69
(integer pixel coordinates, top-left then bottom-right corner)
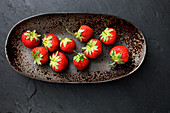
110 46 129 65
42 34 59 52
22 30 41 48
50 51 68 71
73 50 89 70
66 25 94 42
31 47 49 65
58 36 75 53
100 28 117 45
82 39 102 58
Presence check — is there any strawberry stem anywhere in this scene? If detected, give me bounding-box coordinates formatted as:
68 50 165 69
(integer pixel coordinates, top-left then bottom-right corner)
58 36 64 40
66 28 76 35
73 50 79 55
110 61 115 65
43 34 46 37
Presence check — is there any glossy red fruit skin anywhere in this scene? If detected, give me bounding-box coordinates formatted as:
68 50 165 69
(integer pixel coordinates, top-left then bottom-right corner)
110 46 129 63
60 39 75 53
22 31 40 48
31 47 49 64
46 34 59 52
73 57 89 70
80 25 94 42
52 52 68 72
101 28 117 45
84 39 102 59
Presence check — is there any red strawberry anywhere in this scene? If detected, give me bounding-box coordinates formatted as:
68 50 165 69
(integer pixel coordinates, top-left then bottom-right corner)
66 25 94 42
58 36 75 53
31 47 49 65
22 30 41 48
73 50 89 70
100 28 117 45
42 34 59 52
82 39 102 58
50 51 68 71
110 46 129 65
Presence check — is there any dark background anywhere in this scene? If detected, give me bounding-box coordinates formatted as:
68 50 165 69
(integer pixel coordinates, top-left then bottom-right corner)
0 0 170 113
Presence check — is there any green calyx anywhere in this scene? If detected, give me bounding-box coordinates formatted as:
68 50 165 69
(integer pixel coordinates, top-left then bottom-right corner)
59 37 72 47
75 29 84 41
32 51 43 65
42 34 52 48
25 30 41 42
82 40 98 55
50 51 61 69
110 50 125 65
73 51 87 62
100 28 113 41
66 28 84 41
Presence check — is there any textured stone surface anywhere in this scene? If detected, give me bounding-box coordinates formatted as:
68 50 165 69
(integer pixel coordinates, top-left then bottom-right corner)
0 0 170 113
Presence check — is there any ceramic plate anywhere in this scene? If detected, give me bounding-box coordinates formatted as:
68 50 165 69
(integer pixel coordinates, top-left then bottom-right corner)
5 13 146 83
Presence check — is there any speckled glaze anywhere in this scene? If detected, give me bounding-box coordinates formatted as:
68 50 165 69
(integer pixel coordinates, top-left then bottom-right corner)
5 13 146 83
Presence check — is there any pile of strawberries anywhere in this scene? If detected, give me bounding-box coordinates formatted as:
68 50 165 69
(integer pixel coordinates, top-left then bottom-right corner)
21 25 129 71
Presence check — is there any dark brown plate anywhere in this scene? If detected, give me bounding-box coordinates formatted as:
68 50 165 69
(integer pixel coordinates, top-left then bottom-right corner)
5 13 146 83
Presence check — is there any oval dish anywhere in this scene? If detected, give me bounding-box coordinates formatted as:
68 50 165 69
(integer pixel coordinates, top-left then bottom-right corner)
5 13 146 83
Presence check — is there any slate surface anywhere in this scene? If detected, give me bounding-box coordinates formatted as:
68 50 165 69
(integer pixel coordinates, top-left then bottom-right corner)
0 0 170 113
